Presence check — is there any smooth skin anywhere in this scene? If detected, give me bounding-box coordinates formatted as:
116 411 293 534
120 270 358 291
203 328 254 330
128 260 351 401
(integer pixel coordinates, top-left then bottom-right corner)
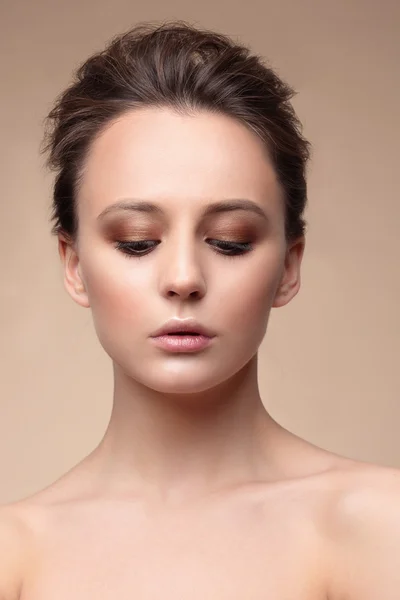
1 107 399 599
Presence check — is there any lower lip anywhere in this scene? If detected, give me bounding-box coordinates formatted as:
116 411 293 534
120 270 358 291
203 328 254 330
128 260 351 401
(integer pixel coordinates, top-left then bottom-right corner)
150 334 214 352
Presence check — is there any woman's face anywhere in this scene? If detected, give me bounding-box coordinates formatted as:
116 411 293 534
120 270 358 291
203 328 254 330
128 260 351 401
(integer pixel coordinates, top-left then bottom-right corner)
60 107 304 394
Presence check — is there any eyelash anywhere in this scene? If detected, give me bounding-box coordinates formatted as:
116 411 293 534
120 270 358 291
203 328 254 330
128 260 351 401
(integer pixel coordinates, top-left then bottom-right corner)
114 239 253 260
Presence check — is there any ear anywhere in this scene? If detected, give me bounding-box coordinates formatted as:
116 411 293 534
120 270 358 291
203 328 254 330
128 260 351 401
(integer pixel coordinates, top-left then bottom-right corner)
58 235 90 308
272 236 305 308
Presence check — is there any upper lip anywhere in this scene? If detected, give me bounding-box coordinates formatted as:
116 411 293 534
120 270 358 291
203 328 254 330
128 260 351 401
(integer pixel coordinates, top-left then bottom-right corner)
151 318 216 338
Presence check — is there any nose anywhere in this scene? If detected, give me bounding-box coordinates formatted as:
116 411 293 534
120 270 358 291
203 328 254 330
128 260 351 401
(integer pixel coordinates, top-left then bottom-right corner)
159 236 206 301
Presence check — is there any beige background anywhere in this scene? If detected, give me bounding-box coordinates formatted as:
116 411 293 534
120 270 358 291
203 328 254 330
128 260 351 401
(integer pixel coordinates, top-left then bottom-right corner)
0 0 399 504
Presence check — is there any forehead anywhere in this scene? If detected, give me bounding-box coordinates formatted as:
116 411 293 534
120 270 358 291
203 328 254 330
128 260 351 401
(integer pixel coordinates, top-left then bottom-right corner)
77 107 283 221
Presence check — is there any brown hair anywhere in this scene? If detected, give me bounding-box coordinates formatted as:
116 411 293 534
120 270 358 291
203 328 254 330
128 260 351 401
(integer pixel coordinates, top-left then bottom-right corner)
41 20 311 244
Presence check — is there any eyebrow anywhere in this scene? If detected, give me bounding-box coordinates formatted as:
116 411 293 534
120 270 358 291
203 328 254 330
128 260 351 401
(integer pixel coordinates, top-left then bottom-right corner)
97 198 269 222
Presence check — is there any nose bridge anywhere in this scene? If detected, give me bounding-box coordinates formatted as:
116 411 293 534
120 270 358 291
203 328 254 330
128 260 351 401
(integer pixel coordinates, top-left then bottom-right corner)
160 222 205 298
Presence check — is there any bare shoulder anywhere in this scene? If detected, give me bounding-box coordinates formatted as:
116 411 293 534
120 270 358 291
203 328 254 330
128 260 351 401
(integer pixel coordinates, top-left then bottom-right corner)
322 459 400 600
326 458 400 527
0 493 51 600
0 502 35 600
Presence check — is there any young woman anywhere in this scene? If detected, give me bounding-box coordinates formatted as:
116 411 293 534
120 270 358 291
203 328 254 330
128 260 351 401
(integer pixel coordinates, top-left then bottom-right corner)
1 20 399 600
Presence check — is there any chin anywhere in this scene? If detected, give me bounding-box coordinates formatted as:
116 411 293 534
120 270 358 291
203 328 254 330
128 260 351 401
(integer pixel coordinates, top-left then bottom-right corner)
146 370 227 395
124 359 235 396
111 343 257 396
149 355 258 398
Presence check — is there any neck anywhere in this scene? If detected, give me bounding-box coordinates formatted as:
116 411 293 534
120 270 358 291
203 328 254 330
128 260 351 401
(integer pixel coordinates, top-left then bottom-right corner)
89 355 281 507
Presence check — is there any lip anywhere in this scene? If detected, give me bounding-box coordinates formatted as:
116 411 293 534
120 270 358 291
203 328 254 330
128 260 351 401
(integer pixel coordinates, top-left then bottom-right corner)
150 318 216 338
150 334 214 353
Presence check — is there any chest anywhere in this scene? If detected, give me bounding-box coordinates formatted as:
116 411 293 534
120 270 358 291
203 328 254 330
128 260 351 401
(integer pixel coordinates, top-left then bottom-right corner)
21 500 327 599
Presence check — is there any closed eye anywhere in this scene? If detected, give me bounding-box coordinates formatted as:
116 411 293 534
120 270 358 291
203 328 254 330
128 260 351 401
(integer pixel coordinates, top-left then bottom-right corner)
207 239 253 256
115 239 253 258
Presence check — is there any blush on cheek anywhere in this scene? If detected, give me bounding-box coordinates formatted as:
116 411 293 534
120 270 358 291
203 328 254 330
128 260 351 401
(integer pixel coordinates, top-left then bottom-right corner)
235 288 272 335
225 266 279 343
83 258 146 325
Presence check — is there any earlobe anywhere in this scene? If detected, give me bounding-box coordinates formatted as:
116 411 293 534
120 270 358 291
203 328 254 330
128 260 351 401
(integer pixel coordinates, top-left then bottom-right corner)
58 236 90 308
272 280 300 308
272 284 292 308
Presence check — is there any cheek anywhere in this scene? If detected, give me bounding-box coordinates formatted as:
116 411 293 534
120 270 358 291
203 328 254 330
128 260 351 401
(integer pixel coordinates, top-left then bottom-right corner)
217 254 282 338
83 255 150 327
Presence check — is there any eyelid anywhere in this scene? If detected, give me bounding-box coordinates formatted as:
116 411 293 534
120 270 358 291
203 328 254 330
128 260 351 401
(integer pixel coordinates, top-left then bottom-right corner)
115 238 254 260
104 215 260 234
